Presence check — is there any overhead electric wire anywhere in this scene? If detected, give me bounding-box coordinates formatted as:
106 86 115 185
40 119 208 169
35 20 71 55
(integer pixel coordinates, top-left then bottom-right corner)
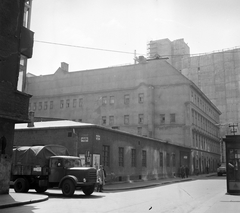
34 40 147 56
34 39 240 59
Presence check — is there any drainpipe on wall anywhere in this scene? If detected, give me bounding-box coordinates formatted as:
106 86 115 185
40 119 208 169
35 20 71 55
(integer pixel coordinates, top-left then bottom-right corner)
147 85 155 138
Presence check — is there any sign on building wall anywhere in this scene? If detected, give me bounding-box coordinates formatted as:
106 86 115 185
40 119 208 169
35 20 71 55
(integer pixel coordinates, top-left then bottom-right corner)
96 134 100 141
81 135 88 142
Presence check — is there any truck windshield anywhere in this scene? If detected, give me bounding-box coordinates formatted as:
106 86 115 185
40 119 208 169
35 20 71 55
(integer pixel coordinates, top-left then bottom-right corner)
63 158 82 168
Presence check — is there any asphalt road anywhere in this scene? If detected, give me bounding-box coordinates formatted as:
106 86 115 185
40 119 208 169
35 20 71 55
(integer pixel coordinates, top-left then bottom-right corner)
2 176 239 213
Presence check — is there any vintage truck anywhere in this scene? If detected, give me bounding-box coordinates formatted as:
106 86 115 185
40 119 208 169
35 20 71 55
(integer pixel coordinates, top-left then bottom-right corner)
11 145 97 196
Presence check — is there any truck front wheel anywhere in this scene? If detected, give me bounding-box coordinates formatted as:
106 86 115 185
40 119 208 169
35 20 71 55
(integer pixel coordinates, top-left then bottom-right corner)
62 179 75 197
82 185 95 196
14 178 30 193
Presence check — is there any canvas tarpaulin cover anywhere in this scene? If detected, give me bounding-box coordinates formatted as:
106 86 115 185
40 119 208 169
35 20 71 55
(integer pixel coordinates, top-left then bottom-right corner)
12 145 69 167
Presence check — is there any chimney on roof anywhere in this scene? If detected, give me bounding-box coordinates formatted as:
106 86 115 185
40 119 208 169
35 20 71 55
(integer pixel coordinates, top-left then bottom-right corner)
27 111 35 127
61 62 69 72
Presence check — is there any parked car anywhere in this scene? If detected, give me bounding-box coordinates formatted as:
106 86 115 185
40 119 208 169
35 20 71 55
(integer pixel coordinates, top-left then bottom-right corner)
217 163 226 176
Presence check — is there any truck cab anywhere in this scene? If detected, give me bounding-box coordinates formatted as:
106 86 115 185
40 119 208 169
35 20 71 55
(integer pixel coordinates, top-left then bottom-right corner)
48 156 97 196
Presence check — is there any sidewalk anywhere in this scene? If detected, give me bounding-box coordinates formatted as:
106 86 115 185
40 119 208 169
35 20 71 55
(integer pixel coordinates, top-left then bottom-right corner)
0 173 214 209
0 191 48 209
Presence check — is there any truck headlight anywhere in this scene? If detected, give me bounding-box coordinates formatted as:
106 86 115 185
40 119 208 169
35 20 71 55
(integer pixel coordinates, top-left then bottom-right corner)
83 178 86 182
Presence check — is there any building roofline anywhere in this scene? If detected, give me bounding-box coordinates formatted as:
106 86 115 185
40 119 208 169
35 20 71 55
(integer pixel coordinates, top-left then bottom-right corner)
15 120 190 146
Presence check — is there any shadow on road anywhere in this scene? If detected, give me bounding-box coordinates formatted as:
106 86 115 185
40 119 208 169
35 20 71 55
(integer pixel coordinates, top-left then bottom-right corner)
27 190 104 199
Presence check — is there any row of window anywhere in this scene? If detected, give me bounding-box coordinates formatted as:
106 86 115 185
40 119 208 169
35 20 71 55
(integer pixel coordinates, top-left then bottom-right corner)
30 93 145 111
191 90 218 120
102 145 176 168
102 114 144 126
101 113 176 126
194 155 218 172
160 113 176 124
192 131 220 154
192 109 218 137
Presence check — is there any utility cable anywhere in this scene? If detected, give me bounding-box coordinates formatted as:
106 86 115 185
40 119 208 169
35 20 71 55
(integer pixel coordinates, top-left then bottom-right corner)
34 40 147 56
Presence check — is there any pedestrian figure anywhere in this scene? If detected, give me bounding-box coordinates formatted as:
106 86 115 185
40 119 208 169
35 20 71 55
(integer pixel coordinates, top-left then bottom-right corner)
181 165 185 178
185 165 189 178
97 165 106 192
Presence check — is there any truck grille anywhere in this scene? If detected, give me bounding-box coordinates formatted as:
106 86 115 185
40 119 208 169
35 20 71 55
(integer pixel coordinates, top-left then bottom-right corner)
88 169 97 182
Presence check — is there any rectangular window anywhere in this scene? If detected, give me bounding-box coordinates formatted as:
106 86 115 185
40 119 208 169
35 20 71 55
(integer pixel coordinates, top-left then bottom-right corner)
110 96 115 105
166 153 170 167
131 149 136 167
66 99 70 108
102 96 107 105
196 155 199 169
192 110 194 124
124 115 129 125
192 132 195 147
137 127 142 135
102 116 107 125
159 152 163 167
172 153 176 167
44 101 48 110
73 99 77 108
50 101 53 109
119 147 124 167
103 145 110 167
33 102 36 111
170 113 176 123
138 93 144 103
142 150 147 167
195 111 197 124
79 98 83 107
124 94 130 105
160 114 165 124
60 100 64 108
38 102 42 110
109 116 114 126
196 134 199 148
138 114 144 124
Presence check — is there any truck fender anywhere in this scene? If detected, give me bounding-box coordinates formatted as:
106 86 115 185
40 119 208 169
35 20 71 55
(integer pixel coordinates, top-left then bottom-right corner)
59 175 78 188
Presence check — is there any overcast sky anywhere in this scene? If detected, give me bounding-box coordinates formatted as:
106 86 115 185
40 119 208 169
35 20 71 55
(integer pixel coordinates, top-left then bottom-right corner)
27 0 240 76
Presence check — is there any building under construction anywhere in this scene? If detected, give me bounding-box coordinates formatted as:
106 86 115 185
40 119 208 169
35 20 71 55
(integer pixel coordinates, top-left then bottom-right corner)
148 39 240 142
181 47 240 139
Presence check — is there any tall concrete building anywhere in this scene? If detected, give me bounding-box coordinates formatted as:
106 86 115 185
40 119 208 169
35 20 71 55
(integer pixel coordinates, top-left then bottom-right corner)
147 38 190 72
26 59 221 174
181 48 240 139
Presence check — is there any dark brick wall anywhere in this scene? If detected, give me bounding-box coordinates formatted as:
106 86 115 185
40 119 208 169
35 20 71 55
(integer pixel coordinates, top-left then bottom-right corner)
0 0 27 194
0 82 30 122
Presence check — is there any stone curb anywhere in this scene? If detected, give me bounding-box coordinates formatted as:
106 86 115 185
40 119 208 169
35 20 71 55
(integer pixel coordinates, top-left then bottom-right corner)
0 195 49 209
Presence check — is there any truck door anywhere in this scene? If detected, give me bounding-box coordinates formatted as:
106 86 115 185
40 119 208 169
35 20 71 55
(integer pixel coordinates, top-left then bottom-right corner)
49 158 65 183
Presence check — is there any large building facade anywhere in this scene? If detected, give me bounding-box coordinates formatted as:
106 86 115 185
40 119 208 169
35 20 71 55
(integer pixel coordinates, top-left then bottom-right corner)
26 59 221 174
148 39 240 163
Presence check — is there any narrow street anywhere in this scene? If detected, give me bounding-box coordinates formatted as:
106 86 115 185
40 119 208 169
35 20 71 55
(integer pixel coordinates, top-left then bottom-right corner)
3 176 239 213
